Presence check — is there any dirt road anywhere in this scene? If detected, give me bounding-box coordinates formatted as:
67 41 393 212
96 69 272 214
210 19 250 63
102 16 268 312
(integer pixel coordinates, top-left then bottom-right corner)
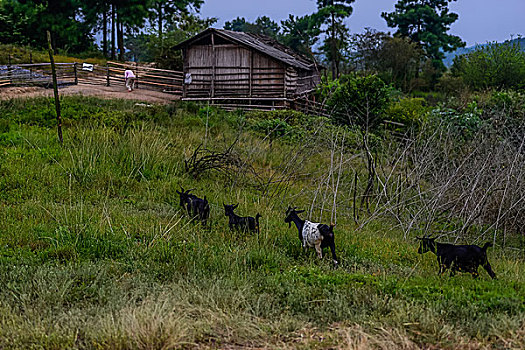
0 84 180 104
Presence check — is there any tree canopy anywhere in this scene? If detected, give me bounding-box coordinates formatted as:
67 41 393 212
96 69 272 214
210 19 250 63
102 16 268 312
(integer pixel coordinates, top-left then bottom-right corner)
382 0 464 70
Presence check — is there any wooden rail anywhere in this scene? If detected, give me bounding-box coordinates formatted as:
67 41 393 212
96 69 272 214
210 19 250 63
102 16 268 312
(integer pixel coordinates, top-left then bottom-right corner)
1 61 324 115
0 61 184 96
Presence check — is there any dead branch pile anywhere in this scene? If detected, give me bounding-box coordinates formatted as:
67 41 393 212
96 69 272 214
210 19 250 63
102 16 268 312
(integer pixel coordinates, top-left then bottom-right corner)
184 140 244 179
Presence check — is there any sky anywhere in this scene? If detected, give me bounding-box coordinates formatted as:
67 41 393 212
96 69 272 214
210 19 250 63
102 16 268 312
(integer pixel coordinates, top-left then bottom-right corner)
200 0 525 47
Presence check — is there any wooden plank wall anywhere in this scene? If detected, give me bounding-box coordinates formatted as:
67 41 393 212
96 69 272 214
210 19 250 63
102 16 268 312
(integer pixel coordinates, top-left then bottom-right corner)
184 41 287 99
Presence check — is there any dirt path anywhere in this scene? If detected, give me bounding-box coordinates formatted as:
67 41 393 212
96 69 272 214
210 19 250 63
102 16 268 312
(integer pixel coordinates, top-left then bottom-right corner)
0 84 180 104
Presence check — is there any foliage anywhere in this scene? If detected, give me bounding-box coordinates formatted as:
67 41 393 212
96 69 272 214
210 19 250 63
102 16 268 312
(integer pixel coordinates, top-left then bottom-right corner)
0 0 97 53
451 41 525 90
382 0 465 70
351 29 424 92
126 13 216 68
316 0 355 78
385 97 429 129
431 104 483 137
325 75 392 130
224 16 281 39
148 0 204 37
280 14 322 59
436 72 467 96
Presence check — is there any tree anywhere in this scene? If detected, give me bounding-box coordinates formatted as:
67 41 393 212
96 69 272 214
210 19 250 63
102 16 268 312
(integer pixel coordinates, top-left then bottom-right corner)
127 13 216 68
224 17 247 32
148 0 203 39
382 0 464 71
351 29 424 91
316 0 355 78
281 14 322 59
224 16 281 39
0 0 97 53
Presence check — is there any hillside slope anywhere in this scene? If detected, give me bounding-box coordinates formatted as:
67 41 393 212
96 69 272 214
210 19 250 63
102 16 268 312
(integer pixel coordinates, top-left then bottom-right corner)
0 96 523 349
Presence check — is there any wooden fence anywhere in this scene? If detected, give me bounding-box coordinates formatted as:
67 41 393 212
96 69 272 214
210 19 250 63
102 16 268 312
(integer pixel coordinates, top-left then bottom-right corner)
0 61 183 96
107 61 183 94
0 62 77 87
0 61 328 116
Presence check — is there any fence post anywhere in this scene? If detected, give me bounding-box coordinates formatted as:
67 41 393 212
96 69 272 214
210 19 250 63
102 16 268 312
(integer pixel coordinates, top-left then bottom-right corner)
29 51 33 78
7 54 12 84
47 30 63 144
106 62 110 86
135 61 139 89
73 63 78 85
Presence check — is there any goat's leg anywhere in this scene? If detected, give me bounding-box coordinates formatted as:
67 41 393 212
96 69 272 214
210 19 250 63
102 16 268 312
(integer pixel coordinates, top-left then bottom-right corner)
483 262 497 279
314 242 323 259
329 243 338 266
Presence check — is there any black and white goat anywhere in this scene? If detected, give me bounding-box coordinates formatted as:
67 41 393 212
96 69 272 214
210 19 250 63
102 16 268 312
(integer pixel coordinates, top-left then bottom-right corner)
176 187 210 225
284 207 338 266
417 236 496 279
223 203 261 233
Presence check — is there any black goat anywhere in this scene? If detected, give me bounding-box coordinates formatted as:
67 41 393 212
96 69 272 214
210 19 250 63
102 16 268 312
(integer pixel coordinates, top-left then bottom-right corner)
176 187 210 225
417 237 496 279
284 207 338 266
223 203 261 233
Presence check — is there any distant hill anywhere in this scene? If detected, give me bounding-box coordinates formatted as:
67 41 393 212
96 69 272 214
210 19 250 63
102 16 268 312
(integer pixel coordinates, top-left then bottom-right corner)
443 38 525 67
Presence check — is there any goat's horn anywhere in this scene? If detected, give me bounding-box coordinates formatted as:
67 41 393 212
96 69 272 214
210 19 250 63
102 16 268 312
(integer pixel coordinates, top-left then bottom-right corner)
185 188 195 193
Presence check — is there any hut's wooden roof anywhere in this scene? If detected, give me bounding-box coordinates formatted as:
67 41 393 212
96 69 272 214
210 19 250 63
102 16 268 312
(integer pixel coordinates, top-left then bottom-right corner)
174 28 318 71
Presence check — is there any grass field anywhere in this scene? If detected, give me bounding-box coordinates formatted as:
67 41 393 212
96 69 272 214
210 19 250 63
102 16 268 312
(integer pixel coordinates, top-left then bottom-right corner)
0 96 523 349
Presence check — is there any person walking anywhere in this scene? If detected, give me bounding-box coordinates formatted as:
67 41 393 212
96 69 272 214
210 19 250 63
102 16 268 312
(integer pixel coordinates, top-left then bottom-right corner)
124 69 136 92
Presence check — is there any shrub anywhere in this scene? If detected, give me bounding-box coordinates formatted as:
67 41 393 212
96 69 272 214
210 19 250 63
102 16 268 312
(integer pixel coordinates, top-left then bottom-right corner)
249 118 301 142
452 41 525 90
436 73 468 96
431 104 483 138
385 98 429 130
325 75 391 130
244 109 307 126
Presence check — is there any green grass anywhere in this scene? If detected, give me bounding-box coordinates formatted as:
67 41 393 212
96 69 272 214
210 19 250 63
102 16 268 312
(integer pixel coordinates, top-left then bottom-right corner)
0 45 107 65
0 96 523 349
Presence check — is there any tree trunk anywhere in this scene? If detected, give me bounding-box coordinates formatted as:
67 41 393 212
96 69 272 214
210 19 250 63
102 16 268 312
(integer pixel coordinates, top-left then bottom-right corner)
158 3 163 39
331 12 336 79
117 13 124 61
111 4 116 59
103 9 108 57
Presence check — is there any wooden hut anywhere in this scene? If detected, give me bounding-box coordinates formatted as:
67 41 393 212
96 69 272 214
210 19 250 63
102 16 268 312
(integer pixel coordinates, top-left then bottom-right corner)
174 28 322 108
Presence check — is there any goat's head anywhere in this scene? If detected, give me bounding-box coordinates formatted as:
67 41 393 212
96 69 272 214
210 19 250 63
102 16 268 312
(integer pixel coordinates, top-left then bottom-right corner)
320 223 336 239
176 186 194 207
223 203 238 216
284 206 304 228
416 236 436 254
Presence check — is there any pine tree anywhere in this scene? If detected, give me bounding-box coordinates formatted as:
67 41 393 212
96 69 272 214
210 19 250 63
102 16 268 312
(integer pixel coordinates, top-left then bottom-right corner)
316 0 355 78
382 0 465 70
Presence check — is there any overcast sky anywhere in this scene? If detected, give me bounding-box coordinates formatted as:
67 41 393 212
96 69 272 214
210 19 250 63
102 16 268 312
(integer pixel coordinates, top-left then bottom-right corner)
200 0 525 47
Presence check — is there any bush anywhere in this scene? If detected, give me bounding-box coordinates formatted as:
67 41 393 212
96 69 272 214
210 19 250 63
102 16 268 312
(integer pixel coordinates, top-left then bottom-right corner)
436 73 468 96
431 104 483 139
324 75 392 130
244 110 307 126
385 98 429 130
452 41 525 90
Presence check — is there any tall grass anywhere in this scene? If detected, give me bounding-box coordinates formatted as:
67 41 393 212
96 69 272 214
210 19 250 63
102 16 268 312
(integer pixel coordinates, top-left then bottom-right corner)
0 96 523 349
